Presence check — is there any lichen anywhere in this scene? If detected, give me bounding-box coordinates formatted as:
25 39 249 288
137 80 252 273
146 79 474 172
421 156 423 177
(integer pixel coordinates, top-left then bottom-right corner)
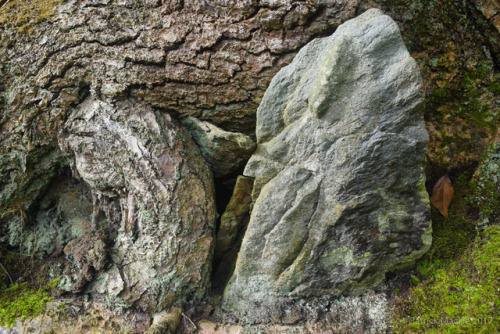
321 245 372 267
0 0 64 34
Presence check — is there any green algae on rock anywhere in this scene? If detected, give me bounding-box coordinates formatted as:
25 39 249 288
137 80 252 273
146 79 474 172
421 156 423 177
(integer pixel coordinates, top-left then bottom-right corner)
223 9 431 323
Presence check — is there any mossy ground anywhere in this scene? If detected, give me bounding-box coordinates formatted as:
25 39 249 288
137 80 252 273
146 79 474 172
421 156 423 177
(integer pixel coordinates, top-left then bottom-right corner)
0 244 63 329
391 225 500 333
0 0 64 34
391 144 500 333
0 278 59 329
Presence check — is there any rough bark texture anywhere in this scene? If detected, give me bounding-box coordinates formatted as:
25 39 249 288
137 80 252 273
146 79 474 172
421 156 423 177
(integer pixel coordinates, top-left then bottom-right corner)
57 98 217 312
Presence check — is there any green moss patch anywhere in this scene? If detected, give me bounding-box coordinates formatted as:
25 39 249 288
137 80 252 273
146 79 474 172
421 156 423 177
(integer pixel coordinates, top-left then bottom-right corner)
392 143 500 333
0 0 64 34
0 278 59 328
391 225 500 333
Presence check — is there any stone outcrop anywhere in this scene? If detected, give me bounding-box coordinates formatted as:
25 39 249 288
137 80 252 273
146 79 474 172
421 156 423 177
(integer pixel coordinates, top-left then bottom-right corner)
0 0 363 317
1 0 498 331
200 293 388 333
182 117 256 178
223 9 431 322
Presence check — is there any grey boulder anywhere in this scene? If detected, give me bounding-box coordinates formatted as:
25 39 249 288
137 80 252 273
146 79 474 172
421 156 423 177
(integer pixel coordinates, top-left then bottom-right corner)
181 117 256 178
223 8 431 323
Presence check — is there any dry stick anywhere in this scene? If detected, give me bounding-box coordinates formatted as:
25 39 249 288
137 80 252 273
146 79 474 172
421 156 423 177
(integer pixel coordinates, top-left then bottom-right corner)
0 0 10 9
31 229 37 267
181 313 197 330
0 262 13 285
19 213 24 253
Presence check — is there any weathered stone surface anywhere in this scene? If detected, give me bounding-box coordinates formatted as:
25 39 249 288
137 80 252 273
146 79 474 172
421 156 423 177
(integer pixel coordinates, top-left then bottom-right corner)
4 174 94 259
57 98 217 312
214 175 253 260
223 9 431 322
145 307 182 334
182 117 256 178
197 293 388 333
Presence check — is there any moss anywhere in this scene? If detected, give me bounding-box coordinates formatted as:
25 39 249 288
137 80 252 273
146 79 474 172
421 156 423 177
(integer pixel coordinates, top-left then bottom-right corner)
426 143 498 261
0 0 64 34
391 143 500 332
488 80 500 95
391 225 500 333
0 277 60 328
427 171 477 260
465 144 500 224
424 50 499 163
429 65 498 129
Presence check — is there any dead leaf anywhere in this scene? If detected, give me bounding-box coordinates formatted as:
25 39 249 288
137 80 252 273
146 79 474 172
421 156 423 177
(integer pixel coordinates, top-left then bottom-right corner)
430 175 454 218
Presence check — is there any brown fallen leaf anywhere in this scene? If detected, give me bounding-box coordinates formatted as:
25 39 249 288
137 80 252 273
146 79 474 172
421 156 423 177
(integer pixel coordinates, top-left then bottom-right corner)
430 175 454 218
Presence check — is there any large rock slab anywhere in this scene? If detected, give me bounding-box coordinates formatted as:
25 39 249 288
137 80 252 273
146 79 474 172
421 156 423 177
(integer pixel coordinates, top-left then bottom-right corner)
223 9 431 322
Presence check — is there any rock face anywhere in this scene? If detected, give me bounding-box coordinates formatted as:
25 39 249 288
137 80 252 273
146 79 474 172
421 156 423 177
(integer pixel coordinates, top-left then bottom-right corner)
223 9 431 322
58 98 217 312
214 175 254 260
181 117 256 178
0 0 366 320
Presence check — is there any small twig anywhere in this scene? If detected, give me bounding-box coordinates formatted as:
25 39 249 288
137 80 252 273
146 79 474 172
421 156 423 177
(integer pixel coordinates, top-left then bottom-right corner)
0 0 10 10
181 312 197 330
31 228 37 267
0 262 13 285
19 208 27 254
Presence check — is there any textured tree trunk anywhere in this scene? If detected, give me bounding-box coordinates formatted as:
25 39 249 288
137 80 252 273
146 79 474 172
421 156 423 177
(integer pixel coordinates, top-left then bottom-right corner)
0 0 360 220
